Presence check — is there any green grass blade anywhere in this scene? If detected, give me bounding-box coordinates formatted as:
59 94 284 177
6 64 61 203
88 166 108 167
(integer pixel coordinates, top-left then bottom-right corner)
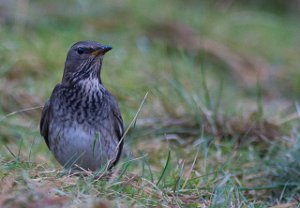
156 149 171 186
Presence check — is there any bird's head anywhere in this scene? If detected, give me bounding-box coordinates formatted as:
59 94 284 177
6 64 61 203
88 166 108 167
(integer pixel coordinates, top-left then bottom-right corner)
62 41 112 84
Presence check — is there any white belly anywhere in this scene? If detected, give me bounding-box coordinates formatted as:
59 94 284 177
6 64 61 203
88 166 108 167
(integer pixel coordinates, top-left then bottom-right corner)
48 123 118 171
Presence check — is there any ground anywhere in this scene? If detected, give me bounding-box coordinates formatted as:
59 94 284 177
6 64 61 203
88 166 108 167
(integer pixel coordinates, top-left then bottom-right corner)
1 0 300 207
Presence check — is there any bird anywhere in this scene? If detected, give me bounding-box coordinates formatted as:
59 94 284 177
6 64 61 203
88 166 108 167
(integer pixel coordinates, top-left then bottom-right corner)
40 41 124 171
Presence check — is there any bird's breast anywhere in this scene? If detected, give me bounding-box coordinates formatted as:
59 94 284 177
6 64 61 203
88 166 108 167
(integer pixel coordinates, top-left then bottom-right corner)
53 83 109 128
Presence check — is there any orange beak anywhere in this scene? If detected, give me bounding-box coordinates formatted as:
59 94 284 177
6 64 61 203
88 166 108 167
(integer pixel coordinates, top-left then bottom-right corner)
91 45 112 56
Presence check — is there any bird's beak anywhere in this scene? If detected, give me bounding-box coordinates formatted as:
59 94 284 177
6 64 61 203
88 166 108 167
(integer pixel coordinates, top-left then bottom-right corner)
92 45 112 56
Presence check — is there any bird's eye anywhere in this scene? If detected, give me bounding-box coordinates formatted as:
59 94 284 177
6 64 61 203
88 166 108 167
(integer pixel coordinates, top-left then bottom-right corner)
77 47 84 55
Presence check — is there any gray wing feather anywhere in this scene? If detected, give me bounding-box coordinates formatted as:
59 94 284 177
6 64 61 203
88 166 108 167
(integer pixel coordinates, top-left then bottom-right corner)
40 100 51 149
109 95 124 167
40 84 62 149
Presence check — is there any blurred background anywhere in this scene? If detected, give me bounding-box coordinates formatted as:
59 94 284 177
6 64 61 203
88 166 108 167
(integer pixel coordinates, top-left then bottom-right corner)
1 0 300 207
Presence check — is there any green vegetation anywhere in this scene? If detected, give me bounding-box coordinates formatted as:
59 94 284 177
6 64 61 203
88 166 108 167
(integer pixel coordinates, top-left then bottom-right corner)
1 0 300 207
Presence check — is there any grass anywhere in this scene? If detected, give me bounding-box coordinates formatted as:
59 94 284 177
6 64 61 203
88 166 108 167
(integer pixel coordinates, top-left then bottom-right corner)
1 0 300 207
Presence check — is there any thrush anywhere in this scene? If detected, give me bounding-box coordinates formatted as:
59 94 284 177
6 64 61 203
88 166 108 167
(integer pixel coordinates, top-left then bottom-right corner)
40 41 124 171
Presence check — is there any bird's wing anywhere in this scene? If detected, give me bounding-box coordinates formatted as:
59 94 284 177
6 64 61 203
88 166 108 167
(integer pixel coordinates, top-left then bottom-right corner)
108 95 124 167
40 100 51 149
40 84 62 149
112 104 124 140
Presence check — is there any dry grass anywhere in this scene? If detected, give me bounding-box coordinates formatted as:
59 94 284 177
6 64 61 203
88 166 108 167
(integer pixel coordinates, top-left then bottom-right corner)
1 0 300 207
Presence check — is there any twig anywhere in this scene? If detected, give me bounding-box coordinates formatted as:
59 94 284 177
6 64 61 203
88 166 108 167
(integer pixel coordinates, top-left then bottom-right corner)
0 105 43 122
116 92 149 150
